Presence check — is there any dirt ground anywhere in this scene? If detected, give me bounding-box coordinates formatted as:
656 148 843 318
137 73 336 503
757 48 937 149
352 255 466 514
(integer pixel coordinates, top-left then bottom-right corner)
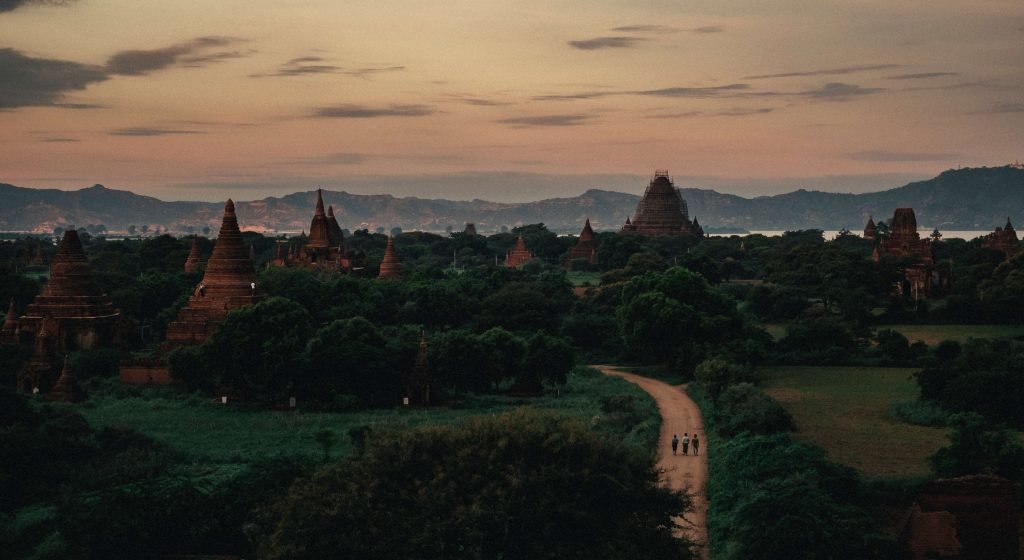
595 365 709 558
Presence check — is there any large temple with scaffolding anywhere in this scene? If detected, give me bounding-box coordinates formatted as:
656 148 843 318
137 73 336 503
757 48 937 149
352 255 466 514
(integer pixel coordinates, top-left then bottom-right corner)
621 170 704 238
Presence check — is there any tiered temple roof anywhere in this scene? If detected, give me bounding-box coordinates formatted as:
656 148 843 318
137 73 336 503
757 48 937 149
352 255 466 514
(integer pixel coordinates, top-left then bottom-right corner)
983 217 1020 259
184 236 204 273
273 189 360 270
378 236 402 279
18 229 120 352
621 171 703 238
504 234 535 268
566 218 598 265
165 199 265 343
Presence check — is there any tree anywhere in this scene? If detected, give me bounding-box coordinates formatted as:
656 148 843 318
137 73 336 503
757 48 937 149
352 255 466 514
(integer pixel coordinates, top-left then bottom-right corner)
930 412 1024 480
255 411 695 560
519 332 575 392
203 297 313 400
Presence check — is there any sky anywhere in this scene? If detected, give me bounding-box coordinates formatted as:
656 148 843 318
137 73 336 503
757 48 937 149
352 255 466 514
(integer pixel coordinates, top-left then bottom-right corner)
0 0 1021 202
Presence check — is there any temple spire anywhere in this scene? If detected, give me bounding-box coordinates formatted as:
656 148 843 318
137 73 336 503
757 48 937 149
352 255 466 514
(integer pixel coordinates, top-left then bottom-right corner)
48 354 82 402
314 188 326 217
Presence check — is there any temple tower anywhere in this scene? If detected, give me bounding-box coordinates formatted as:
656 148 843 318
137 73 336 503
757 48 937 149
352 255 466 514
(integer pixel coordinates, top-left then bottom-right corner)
1 298 18 345
18 323 55 392
983 217 1020 259
405 331 430 405
621 170 702 237
565 218 598 266
18 229 120 352
504 234 535 268
184 236 204 273
164 199 265 343
378 236 402 279
463 223 478 236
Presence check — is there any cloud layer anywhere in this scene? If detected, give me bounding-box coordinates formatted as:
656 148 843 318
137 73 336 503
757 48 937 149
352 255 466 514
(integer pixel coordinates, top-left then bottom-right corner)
311 104 435 118
0 48 108 108
105 37 249 76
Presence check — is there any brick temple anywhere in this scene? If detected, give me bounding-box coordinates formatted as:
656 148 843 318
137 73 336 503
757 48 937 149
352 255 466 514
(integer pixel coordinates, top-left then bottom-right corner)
504 234 535 268
621 170 704 238
565 218 598 266
405 331 430 406
868 208 950 298
164 199 265 344
378 236 402 279
17 229 120 353
982 217 1020 260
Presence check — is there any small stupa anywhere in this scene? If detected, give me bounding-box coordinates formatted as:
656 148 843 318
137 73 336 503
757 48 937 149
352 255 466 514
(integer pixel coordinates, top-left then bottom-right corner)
184 235 204 273
47 354 83 402
504 234 535 268
565 218 598 266
378 236 402 279
1 298 18 345
405 331 430 405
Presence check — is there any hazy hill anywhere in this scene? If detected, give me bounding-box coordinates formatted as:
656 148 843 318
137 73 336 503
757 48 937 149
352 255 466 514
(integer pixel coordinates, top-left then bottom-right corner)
1 166 1021 233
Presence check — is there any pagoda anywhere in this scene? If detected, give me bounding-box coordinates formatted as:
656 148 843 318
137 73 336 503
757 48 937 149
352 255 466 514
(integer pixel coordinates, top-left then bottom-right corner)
621 170 703 238
863 216 877 240
983 217 1020 259
47 355 83 402
405 331 430 406
378 236 402 279
18 229 120 352
873 208 949 298
184 236 204 273
565 218 598 266
463 223 478 236
164 199 265 344
273 189 361 270
18 323 55 392
504 235 535 268
1 298 18 345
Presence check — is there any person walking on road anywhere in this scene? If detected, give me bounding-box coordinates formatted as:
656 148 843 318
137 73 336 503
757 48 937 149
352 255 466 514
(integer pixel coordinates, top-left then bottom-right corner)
671 434 679 455
692 433 700 456
682 433 690 455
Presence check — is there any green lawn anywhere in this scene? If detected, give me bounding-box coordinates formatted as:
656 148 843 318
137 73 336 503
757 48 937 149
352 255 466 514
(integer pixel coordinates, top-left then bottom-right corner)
759 366 948 477
76 370 656 464
566 271 601 287
877 324 1024 346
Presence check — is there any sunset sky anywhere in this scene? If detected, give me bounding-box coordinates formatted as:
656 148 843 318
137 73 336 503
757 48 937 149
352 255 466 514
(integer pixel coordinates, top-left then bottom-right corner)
1 0 1021 202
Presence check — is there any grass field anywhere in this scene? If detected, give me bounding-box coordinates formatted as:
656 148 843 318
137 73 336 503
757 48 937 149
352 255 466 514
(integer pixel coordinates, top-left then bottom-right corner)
76 369 656 464
759 366 948 477
877 324 1024 346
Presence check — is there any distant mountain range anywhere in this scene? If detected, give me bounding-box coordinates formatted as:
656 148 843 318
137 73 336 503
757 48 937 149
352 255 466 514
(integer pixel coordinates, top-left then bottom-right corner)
1 166 1022 234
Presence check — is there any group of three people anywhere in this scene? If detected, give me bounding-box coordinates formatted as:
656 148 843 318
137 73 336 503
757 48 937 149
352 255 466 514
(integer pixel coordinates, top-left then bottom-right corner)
670 432 699 456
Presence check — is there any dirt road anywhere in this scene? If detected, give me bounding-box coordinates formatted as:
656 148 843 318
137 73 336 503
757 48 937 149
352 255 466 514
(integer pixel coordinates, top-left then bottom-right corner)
595 365 709 557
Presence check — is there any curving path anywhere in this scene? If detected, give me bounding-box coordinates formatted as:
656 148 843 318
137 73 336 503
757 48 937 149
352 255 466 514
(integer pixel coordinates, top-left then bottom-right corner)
594 365 709 558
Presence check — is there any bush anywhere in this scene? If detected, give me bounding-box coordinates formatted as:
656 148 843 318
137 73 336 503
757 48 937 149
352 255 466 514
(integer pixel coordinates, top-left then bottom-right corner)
714 383 795 437
889 400 949 427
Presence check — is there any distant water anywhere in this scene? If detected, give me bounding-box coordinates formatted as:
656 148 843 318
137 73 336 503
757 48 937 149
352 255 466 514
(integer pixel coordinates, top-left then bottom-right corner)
726 230 991 241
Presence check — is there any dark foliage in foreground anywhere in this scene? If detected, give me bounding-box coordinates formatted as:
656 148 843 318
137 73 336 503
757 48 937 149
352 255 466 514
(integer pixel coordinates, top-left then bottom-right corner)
255 411 695 560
